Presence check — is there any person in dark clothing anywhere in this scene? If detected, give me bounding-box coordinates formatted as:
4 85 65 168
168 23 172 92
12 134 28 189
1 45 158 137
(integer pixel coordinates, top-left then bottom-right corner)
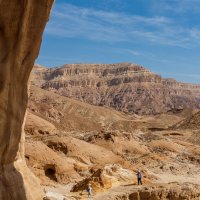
137 170 142 185
86 183 93 198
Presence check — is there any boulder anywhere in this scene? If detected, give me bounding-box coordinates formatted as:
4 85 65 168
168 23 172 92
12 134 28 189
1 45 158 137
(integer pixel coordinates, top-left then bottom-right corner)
71 164 134 193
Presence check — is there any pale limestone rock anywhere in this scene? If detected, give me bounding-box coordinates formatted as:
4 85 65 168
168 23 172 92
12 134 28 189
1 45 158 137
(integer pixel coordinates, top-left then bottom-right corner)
0 0 54 199
72 164 134 193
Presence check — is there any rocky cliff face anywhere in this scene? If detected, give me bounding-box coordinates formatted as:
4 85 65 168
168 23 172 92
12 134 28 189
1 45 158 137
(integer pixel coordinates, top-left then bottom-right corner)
32 63 200 115
0 1 54 199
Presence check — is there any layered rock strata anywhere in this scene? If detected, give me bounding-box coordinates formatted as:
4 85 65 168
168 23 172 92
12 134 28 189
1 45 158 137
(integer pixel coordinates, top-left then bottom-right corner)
0 0 54 199
31 63 200 115
94 183 200 200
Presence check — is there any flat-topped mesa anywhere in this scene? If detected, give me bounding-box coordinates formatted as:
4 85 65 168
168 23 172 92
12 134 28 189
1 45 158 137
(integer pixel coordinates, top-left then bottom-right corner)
32 63 200 115
32 63 161 87
0 1 54 199
33 63 200 89
43 62 152 77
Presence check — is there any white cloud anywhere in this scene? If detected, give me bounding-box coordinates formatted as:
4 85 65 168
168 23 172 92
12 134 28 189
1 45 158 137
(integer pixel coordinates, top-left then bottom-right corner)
127 50 141 56
151 0 200 13
189 29 200 40
46 3 200 47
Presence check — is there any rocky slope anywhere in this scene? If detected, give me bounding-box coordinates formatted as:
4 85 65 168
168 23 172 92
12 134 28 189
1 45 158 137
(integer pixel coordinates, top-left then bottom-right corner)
0 1 54 199
28 85 136 133
31 63 200 115
27 86 185 134
92 183 200 200
173 111 200 130
25 86 200 199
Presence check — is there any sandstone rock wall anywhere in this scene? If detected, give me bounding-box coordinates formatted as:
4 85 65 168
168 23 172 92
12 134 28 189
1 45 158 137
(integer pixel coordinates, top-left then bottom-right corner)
0 0 54 199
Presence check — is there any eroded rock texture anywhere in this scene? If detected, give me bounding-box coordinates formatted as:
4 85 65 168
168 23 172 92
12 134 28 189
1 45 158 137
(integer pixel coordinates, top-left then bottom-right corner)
0 0 54 199
32 63 200 115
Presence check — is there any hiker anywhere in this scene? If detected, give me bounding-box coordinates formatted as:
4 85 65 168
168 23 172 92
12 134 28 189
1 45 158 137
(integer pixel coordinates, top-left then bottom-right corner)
137 170 142 185
86 183 93 198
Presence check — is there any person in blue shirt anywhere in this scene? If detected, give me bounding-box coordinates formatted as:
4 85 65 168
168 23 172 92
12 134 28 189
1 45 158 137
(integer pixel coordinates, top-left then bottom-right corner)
137 170 142 185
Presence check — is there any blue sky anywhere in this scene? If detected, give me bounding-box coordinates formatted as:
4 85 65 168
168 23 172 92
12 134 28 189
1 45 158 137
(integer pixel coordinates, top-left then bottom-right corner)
36 0 200 83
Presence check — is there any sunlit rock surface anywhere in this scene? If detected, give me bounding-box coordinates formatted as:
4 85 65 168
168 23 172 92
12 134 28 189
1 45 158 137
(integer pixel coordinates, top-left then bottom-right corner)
32 63 200 115
0 0 54 199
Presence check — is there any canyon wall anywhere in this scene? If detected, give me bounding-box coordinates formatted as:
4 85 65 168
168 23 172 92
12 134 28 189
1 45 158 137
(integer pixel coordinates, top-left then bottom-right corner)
32 63 200 115
0 0 54 199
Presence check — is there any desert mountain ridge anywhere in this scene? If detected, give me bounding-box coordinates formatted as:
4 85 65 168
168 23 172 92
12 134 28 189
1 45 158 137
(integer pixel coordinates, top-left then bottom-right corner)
31 62 200 115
